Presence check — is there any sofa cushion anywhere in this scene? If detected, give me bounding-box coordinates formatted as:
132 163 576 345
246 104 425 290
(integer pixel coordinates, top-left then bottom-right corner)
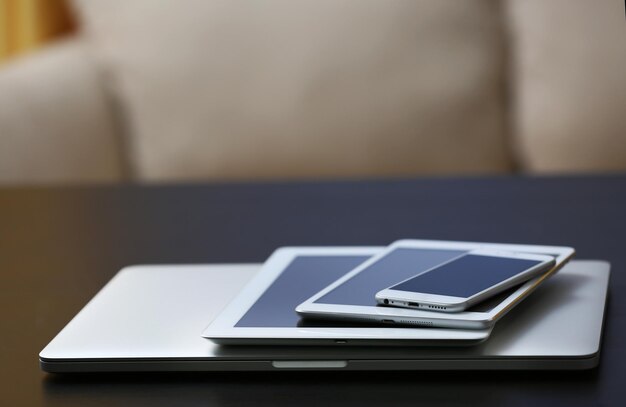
507 0 626 173
0 39 124 184
72 0 511 181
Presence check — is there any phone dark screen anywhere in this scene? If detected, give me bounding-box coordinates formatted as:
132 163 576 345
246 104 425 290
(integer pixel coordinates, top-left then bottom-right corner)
391 254 544 297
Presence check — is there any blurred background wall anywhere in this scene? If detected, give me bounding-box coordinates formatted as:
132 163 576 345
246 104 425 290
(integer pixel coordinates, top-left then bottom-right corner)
0 0 625 185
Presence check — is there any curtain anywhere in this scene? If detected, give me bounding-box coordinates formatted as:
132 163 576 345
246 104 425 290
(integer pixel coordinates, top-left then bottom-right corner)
0 0 73 64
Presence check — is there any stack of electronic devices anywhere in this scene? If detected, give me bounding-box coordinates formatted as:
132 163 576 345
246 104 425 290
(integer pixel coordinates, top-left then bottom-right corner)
40 239 610 372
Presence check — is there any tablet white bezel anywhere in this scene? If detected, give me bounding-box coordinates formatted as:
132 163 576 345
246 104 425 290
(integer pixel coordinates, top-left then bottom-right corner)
296 240 575 329
201 246 491 344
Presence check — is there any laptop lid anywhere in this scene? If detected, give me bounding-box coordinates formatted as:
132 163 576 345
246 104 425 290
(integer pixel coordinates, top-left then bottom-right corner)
40 259 609 372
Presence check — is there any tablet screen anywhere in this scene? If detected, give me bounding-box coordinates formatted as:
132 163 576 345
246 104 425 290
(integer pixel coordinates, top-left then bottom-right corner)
236 255 369 327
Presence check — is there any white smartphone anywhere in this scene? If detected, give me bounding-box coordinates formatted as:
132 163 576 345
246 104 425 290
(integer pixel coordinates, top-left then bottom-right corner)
375 249 556 312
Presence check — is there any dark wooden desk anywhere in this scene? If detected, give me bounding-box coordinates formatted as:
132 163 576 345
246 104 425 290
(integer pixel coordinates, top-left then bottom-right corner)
1 176 625 406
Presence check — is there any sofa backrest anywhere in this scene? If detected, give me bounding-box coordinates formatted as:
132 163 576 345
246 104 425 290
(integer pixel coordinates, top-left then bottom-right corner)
506 0 626 173
72 0 512 181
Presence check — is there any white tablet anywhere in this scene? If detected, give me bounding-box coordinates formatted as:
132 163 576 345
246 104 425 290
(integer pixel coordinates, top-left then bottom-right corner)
296 240 575 329
201 246 492 346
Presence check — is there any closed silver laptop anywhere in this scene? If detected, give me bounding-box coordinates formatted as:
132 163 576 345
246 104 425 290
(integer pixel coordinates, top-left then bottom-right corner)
40 259 609 372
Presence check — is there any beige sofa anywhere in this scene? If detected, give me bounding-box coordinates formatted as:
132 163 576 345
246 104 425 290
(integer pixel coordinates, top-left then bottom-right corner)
1 0 625 185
